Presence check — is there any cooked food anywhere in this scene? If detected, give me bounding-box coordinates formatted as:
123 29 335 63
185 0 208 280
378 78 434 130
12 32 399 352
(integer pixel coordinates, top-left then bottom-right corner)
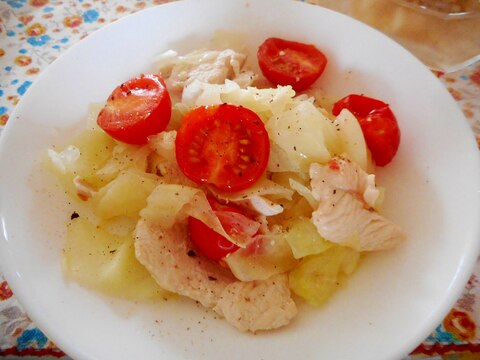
47 35 405 332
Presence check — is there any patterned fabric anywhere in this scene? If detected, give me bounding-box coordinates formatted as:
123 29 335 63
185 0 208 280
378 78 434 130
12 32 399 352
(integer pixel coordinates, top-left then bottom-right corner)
0 0 479 359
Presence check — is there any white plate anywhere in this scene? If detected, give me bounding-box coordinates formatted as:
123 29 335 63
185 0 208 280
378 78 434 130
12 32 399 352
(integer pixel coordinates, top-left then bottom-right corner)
0 0 479 359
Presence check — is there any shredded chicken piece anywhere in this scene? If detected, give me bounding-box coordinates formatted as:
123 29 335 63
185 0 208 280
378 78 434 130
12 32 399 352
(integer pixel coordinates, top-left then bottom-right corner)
214 274 297 332
310 156 379 208
167 49 249 92
134 219 297 331
135 219 235 308
311 190 404 251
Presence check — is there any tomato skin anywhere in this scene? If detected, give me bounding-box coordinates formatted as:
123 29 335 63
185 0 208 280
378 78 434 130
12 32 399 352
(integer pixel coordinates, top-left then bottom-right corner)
188 217 240 261
332 94 400 166
188 199 245 261
175 104 270 192
97 74 171 144
257 37 327 91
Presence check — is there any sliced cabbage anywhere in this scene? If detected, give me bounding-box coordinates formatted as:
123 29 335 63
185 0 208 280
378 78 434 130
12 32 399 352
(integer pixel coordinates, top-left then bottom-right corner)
183 79 242 107
224 232 298 281
210 176 293 203
96 142 151 180
333 109 368 171
148 130 176 162
222 85 296 121
288 178 318 210
140 184 250 247
284 217 333 259
63 217 168 301
289 246 360 305
47 130 116 198
237 196 284 216
48 146 80 175
266 100 332 174
49 130 115 179
147 131 195 186
92 169 159 220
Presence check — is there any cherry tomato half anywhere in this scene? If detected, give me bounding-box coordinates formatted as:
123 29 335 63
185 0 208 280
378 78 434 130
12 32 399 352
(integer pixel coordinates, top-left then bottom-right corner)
175 104 270 192
188 198 246 261
332 94 400 166
97 74 171 144
257 37 327 91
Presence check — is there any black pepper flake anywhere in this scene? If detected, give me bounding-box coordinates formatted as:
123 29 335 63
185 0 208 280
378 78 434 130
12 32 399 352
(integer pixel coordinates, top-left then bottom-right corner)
70 212 80 220
109 250 117 254
208 276 217 281
187 249 196 257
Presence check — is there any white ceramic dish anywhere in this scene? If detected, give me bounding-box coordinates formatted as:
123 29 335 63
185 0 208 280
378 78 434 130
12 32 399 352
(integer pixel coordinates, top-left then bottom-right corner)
0 0 479 359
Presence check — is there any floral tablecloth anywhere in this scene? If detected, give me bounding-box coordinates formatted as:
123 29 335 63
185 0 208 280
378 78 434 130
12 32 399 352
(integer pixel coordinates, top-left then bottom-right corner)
0 0 479 359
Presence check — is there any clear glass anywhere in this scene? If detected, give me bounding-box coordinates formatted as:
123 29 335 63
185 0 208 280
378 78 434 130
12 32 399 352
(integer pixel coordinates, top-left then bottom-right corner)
393 0 480 19
313 0 480 72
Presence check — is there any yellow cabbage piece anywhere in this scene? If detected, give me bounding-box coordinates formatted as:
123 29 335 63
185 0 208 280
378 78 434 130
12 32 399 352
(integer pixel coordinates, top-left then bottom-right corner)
289 246 360 305
92 169 159 220
284 217 333 259
224 233 298 281
63 217 168 300
96 142 151 180
47 129 116 196
221 85 296 121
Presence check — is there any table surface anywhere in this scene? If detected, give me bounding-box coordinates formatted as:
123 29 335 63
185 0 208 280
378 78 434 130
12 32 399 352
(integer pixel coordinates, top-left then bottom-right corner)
0 0 479 359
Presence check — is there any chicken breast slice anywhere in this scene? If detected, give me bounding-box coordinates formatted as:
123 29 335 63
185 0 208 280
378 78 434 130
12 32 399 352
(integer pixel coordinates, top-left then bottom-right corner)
167 49 249 92
134 218 297 331
310 156 379 208
311 190 404 251
214 274 297 332
135 219 235 308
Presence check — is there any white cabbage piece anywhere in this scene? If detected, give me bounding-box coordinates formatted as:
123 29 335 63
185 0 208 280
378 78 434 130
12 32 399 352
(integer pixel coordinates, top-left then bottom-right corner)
224 231 298 282
154 49 179 77
222 85 297 121
148 130 176 162
140 184 250 247
92 169 159 220
48 146 80 174
266 100 332 173
96 142 151 178
333 109 369 171
183 79 242 107
237 196 285 216
288 178 318 210
210 176 294 203
147 131 195 186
